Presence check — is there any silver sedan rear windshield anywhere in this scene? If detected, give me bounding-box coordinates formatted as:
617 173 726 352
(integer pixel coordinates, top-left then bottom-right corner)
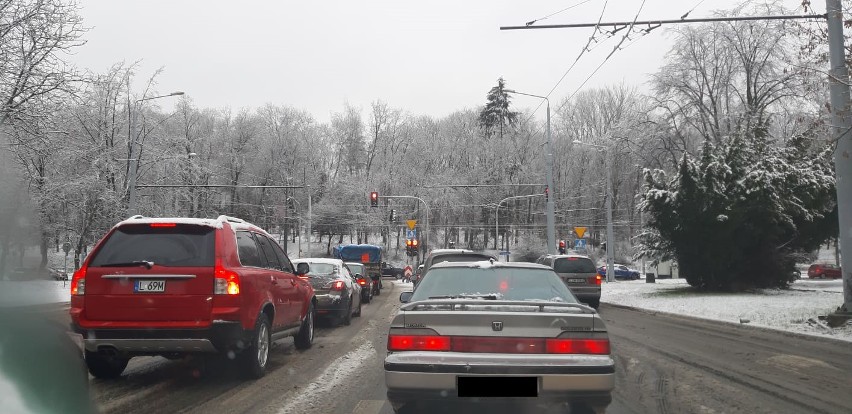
412 267 578 303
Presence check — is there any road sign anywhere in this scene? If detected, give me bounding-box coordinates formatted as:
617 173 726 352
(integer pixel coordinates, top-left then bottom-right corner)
574 226 587 238
406 229 417 239
62 242 71 254
407 220 417 230
574 239 587 249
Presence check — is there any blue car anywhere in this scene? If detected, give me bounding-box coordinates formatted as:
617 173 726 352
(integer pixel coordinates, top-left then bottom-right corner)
597 264 641 280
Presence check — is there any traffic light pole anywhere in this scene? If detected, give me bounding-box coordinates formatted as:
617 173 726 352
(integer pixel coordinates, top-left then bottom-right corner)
379 195 429 255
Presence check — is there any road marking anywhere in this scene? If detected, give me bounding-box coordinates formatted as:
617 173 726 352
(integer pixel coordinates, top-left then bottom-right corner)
352 399 386 414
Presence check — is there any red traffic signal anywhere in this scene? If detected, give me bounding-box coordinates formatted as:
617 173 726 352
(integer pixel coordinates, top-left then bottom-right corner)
559 240 566 248
370 191 378 207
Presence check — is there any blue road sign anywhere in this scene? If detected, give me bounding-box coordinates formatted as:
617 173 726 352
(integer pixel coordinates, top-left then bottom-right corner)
574 239 587 249
406 229 417 239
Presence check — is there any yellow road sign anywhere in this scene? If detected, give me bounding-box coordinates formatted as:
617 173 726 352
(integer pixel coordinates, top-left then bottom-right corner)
407 220 417 230
574 226 587 238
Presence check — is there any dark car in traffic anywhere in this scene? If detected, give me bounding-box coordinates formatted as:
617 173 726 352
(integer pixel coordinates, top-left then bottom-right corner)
537 254 602 308
414 248 497 287
292 258 362 326
346 262 374 303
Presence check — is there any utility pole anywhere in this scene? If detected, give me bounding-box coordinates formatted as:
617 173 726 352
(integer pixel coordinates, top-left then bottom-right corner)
605 148 615 283
826 0 852 326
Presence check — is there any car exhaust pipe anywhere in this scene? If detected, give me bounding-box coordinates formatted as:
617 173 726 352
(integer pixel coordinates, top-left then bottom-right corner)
97 345 119 356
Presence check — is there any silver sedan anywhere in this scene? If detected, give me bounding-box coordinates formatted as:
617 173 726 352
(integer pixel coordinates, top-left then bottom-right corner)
385 260 614 413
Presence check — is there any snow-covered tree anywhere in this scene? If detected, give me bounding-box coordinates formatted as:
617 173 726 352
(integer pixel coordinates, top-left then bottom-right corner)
639 130 836 291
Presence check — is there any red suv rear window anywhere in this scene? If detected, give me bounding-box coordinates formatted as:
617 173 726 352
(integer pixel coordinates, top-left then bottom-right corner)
89 224 216 267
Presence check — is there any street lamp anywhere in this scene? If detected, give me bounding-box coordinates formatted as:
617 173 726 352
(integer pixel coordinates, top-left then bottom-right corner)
127 91 185 216
573 139 615 283
496 194 545 253
504 89 556 254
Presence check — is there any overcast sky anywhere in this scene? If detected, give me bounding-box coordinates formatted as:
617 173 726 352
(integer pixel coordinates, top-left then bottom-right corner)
68 0 818 122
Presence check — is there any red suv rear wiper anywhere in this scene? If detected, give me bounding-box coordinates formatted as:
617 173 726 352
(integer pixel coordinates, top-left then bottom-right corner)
98 261 154 269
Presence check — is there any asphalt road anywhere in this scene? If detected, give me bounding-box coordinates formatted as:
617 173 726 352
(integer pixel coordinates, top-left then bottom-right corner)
44 284 852 414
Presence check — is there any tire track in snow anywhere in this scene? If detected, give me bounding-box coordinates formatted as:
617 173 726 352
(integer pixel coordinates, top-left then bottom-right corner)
276 329 377 414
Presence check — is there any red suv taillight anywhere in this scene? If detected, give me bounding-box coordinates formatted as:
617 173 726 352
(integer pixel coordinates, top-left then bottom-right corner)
214 259 240 295
71 266 87 296
589 274 602 285
329 280 345 291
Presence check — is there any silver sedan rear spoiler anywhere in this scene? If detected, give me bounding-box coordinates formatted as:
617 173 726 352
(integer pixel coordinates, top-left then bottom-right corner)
401 300 596 314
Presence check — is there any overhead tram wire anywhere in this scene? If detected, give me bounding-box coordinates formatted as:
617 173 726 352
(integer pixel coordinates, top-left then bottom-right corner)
525 0 597 27
516 0 611 127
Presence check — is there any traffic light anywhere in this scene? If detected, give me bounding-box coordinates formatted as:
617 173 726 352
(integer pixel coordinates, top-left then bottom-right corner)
405 239 420 257
544 186 549 201
389 209 397 222
558 240 566 254
370 191 378 207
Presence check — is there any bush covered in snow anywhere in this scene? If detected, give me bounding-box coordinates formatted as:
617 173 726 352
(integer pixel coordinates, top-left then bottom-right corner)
638 132 837 291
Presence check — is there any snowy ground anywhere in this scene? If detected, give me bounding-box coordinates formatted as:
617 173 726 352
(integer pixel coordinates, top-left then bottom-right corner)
602 277 852 342
0 280 71 307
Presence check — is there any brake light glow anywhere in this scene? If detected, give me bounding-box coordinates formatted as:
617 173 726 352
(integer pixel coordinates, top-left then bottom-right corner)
71 266 87 296
330 280 345 291
388 335 451 351
387 334 610 354
214 259 240 295
150 223 177 228
357 279 367 286
546 338 610 355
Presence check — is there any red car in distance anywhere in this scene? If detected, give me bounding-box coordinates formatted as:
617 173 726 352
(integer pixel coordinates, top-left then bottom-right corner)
807 263 842 279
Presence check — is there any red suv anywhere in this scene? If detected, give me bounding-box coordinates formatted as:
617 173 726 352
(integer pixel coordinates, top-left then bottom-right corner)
807 263 842 279
70 215 316 379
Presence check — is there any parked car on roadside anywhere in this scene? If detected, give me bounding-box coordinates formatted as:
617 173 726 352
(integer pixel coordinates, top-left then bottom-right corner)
381 261 405 279
597 264 641 280
387 260 614 413
807 263 842 279
292 258 362 326
537 254 602 308
69 215 316 380
346 262 373 303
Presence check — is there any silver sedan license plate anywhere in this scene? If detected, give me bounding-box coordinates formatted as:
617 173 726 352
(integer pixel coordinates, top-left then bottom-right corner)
567 278 586 283
135 280 165 293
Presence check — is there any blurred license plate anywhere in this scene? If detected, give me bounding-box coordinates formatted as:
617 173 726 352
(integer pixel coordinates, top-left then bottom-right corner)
135 280 165 293
457 376 537 397
567 278 586 283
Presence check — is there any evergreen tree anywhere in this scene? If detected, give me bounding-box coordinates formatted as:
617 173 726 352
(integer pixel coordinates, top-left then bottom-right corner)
479 77 519 140
639 132 836 291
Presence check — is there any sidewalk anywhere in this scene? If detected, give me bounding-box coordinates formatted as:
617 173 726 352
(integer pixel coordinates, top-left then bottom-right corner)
601 278 852 342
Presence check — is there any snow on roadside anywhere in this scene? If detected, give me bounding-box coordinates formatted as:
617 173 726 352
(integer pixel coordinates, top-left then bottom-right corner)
602 278 852 342
0 280 70 307
277 341 376 414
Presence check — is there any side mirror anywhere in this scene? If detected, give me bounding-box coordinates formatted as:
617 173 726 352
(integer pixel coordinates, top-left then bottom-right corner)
295 262 310 276
354 273 361 278
399 291 414 303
